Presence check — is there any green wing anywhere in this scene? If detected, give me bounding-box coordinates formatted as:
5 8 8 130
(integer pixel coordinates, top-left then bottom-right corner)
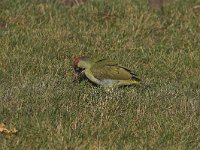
91 59 138 80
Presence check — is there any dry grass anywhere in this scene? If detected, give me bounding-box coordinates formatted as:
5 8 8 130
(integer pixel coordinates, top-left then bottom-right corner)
0 0 200 149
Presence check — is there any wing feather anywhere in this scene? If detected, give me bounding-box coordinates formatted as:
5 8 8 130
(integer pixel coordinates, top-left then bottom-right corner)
91 59 136 80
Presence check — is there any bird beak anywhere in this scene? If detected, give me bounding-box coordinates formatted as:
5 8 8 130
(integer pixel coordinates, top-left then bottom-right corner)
73 67 85 82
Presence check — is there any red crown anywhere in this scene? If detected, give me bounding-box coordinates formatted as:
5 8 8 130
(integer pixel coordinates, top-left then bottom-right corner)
73 56 82 67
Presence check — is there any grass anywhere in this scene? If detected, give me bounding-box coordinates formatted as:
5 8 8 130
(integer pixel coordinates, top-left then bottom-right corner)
0 0 200 149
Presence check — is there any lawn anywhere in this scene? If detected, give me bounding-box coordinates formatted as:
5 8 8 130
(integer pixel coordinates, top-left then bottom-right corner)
0 0 200 149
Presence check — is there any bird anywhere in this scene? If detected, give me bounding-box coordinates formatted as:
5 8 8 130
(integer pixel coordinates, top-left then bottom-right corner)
72 56 141 87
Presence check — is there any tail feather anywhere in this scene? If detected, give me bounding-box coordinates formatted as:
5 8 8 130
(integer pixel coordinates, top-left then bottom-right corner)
124 75 141 85
131 75 141 82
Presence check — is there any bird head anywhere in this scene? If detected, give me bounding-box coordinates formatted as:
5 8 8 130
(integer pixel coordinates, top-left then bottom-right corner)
72 56 91 79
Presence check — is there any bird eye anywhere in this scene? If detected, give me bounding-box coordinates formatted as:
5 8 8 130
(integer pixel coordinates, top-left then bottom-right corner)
75 67 80 72
74 67 84 73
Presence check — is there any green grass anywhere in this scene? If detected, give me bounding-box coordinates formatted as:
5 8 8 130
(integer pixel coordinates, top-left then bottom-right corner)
0 0 200 149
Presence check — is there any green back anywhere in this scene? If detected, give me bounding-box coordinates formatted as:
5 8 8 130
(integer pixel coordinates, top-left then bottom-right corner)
90 59 133 80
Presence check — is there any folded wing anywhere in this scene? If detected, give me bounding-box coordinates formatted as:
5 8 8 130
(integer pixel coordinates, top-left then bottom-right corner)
91 59 140 81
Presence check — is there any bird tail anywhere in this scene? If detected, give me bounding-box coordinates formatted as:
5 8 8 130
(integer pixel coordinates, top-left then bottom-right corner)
130 75 142 84
131 75 141 82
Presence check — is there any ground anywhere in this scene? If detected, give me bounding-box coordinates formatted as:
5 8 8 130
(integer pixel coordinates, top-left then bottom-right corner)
0 0 200 149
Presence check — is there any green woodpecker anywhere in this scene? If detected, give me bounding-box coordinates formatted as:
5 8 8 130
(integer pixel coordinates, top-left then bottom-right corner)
73 56 141 87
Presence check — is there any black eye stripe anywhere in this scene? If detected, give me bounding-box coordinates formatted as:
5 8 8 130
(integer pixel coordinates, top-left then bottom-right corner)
74 67 85 73
75 68 81 71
